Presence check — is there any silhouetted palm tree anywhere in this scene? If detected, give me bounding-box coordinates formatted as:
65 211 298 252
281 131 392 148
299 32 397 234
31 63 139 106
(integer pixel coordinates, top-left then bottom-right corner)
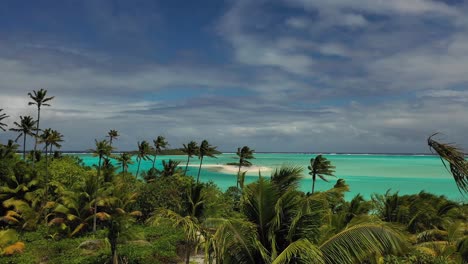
136 141 151 178
197 140 217 183
0 109 8 132
308 154 335 194
28 89 54 166
117 152 134 174
160 160 181 177
236 146 255 187
89 139 113 232
38 128 63 201
428 133 468 194
48 129 63 156
182 141 198 175
9 116 36 160
107 129 119 147
152 136 168 169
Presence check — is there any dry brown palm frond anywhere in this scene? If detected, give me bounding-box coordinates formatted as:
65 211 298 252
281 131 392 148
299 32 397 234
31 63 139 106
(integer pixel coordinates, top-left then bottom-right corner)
428 133 468 194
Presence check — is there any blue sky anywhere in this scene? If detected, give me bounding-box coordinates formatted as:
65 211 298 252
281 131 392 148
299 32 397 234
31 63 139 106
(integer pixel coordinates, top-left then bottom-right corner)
1 0 468 153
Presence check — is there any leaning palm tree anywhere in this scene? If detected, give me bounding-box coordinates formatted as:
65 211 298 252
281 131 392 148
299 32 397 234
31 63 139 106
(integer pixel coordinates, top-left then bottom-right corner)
89 139 113 233
182 141 198 175
428 133 468 194
236 146 255 188
136 141 152 178
9 116 36 160
152 136 168 169
28 89 54 166
116 152 134 174
107 129 119 147
197 140 217 183
308 155 336 194
0 109 9 132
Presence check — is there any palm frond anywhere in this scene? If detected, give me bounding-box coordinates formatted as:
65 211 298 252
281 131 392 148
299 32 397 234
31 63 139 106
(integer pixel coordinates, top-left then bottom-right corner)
428 134 468 194
319 224 408 264
272 239 324 264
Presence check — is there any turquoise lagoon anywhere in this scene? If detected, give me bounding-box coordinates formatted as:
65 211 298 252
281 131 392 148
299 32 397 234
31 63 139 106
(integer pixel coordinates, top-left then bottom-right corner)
76 153 466 202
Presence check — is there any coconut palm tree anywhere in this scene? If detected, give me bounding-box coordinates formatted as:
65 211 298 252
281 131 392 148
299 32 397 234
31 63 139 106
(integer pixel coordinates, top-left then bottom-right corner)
236 146 255 188
0 140 19 159
107 129 119 147
0 109 9 132
427 133 468 194
182 141 198 175
37 128 56 200
206 166 408 264
48 129 63 156
197 140 217 183
152 136 168 169
9 116 36 160
116 152 134 174
148 183 205 264
89 139 113 233
160 160 181 177
308 155 336 194
136 141 151 178
28 89 54 166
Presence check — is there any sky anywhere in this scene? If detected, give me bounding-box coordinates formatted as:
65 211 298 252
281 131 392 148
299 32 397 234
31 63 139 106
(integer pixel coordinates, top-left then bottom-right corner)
1 0 468 153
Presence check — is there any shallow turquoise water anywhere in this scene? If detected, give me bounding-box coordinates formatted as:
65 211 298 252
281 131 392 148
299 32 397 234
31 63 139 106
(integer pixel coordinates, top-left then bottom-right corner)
75 153 466 202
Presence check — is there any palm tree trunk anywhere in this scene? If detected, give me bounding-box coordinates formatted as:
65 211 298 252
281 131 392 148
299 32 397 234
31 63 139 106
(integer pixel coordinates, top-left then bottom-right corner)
45 144 49 201
237 163 242 188
22 134 26 160
152 153 158 169
32 107 40 167
136 158 141 178
93 155 102 233
184 156 190 175
197 156 204 183
312 174 316 194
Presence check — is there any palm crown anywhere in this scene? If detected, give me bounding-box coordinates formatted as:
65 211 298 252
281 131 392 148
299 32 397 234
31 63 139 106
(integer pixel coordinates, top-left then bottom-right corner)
0 109 9 131
107 129 119 146
10 115 37 160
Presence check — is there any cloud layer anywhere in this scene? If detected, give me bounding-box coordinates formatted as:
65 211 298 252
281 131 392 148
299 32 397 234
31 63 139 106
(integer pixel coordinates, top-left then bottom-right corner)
1 0 468 153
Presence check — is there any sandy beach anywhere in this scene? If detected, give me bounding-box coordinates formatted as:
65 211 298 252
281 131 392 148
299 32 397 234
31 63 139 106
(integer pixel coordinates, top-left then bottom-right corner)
189 164 272 175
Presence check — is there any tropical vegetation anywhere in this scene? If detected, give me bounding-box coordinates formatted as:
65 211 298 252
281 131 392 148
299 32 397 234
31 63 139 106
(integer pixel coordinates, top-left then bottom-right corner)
0 92 467 264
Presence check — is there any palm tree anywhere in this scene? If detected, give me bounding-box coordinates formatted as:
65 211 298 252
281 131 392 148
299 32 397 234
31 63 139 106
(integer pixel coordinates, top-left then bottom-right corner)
48 129 63 156
308 155 335 194
116 152 134 174
427 133 468 194
197 140 217 183
148 183 206 264
38 128 54 200
89 139 113 233
9 116 36 160
136 141 151 178
206 166 408 263
107 129 119 147
28 89 54 166
0 109 9 132
152 136 168 169
0 140 19 159
160 160 181 177
236 146 255 188
182 141 198 175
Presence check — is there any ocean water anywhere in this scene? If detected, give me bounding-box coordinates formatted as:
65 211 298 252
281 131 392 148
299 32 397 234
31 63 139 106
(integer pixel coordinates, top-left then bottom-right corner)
76 153 466 202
